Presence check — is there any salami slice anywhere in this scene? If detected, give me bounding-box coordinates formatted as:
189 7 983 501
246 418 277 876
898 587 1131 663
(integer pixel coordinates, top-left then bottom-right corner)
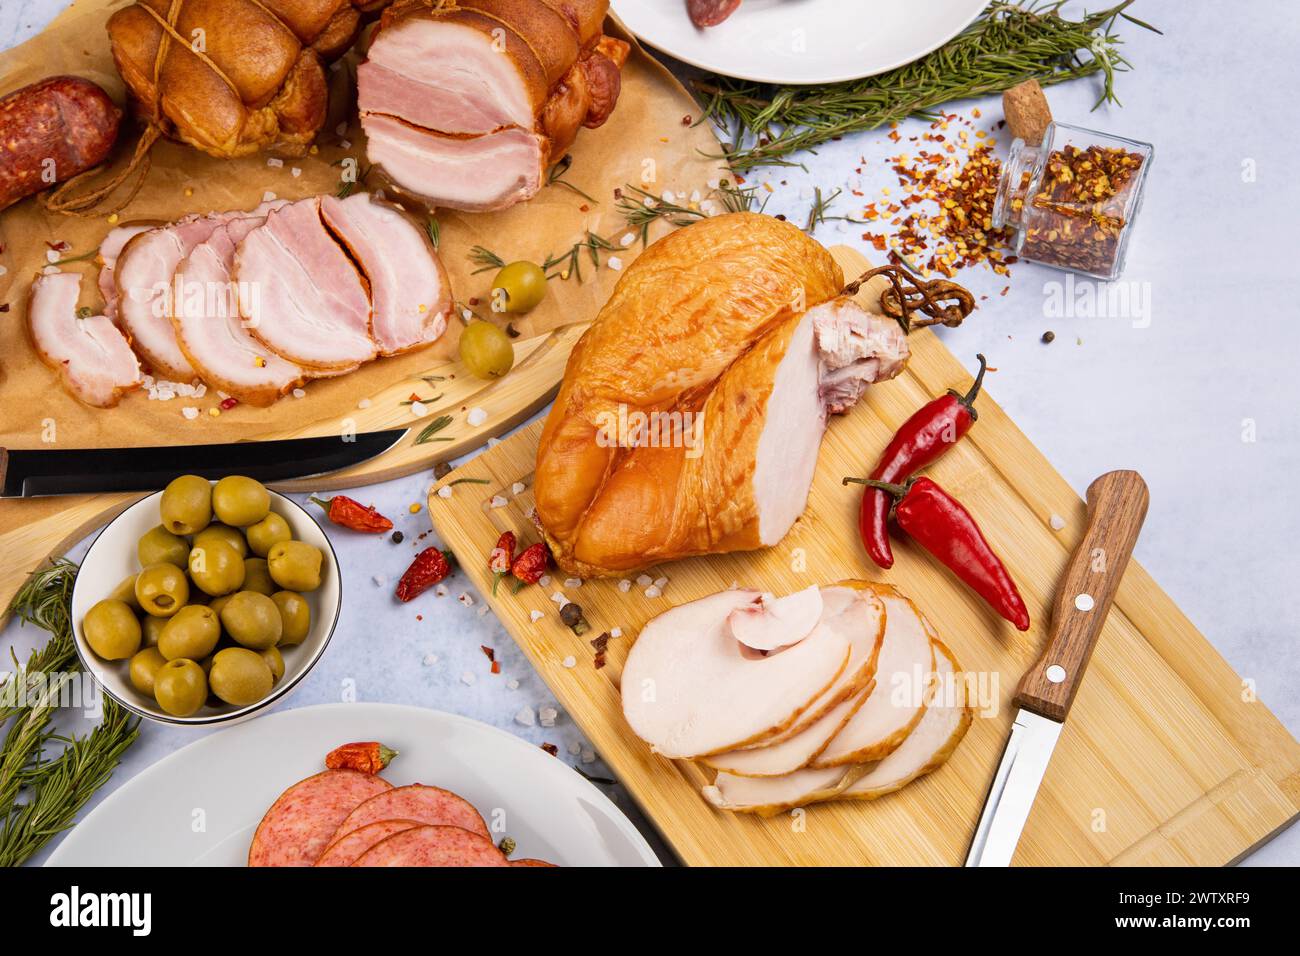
688 0 742 28
330 784 491 843
352 825 509 867
248 770 393 867
314 819 422 867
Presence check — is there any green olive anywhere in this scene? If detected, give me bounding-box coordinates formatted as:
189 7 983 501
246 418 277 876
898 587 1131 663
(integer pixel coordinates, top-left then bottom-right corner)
137 525 190 568
271 591 311 645
245 512 292 557
129 646 168 696
158 604 221 661
108 574 142 612
219 591 282 650
140 613 168 647
490 260 547 313
83 599 142 660
267 541 323 592
154 659 208 717
208 647 273 706
241 558 276 596
207 593 234 620
211 476 270 528
458 320 515 379
260 646 285 682
134 563 190 618
193 523 248 559
188 541 246 597
159 475 212 536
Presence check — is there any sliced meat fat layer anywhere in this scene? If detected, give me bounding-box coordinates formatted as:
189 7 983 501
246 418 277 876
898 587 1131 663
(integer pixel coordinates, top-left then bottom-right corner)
702 586 886 776
248 769 392 867
235 197 376 369
330 784 491 843
361 115 545 212
842 638 973 800
812 589 936 768
620 589 853 759
811 297 910 414
171 214 311 407
321 193 452 355
352 824 508 867
314 819 421 867
97 221 155 321
27 271 142 408
703 765 864 817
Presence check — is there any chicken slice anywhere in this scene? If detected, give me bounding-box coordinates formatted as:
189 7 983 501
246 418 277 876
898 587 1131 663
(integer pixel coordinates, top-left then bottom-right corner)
234 197 376 370
621 589 853 760
28 271 142 407
702 765 863 817
812 297 910 414
320 193 452 355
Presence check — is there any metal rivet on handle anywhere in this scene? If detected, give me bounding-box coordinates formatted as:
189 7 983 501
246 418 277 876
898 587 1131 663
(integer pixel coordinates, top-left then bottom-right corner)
1074 593 1095 612
1046 664 1067 684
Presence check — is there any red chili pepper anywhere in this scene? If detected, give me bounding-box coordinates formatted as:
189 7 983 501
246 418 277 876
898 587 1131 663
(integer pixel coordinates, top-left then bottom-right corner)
859 354 987 569
489 531 516 595
325 741 398 774
395 547 454 602
510 542 549 590
851 475 1029 631
310 495 394 533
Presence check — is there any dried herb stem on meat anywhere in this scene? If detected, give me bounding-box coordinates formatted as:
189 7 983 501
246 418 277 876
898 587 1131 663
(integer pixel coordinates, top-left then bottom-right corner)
697 1 1160 170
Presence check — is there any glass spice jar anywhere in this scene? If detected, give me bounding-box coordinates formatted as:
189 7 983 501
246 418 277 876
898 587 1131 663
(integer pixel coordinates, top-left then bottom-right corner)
992 122 1153 280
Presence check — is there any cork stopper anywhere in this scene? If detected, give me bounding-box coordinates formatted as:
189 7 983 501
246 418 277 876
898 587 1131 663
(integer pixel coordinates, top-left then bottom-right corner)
1002 79 1053 145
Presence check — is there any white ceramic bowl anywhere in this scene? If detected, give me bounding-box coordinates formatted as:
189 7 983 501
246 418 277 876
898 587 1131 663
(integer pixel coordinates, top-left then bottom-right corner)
71 486 341 726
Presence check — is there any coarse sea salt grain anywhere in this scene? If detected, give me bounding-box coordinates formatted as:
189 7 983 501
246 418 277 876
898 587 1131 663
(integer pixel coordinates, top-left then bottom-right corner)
506 678 520 690
181 407 199 420
460 671 476 686
262 191 277 202
563 577 583 589
551 591 569 607
292 388 306 399
422 653 438 666
539 706 558 728
645 585 662 598
410 401 428 418
608 256 623 271
511 482 526 495
636 574 653 587
653 576 668 588
561 656 577 669
620 232 636 247
610 627 622 638
267 157 284 168
489 495 508 509
435 583 449 597
538 575 551 588
618 579 631 593
476 606 489 617
567 741 581 756
1049 514 1066 531
467 407 488 427
529 610 544 623
372 574 386 587
291 167 302 178
457 592 474 607
437 486 453 499
581 748 595 764
357 397 372 409
515 706 536 727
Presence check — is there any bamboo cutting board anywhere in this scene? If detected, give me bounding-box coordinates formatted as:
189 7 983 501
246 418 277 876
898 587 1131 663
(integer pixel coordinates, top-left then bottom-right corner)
428 247 1300 866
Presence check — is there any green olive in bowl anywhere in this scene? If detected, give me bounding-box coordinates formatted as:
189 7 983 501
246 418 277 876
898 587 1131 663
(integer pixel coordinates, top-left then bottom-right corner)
83 599 142 661
137 525 190 568
212 476 270 528
245 512 292 558
241 558 276 596
208 648 273 706
188 541 246 597
129 647 168 696
159 475 212 536
267 541 323 592
271 591 311 646
158 605 221 661
108 574 142 612
219 591 282 650
154 659 208 717
134 563 190 618
260 646 285 682
193 523 248 559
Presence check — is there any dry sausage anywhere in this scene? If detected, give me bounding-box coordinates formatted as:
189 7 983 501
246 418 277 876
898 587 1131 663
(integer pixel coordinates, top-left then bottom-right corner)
352 825 509 867
329 783 492 843
248 769 392 867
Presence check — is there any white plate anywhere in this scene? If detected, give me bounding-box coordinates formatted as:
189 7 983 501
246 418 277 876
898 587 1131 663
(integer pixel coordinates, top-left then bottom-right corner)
613 0 988 84
71 486 341 726
45 702 660 866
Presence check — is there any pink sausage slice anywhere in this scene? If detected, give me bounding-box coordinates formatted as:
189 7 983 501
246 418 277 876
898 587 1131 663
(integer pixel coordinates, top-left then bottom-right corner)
314 819 422 867
248 770 392 867
352 825 508 867
330 784 491 843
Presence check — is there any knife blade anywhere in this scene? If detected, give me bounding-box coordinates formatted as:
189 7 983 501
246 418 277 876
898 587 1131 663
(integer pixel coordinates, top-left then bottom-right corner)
965 470 1149 867
0 429 407 497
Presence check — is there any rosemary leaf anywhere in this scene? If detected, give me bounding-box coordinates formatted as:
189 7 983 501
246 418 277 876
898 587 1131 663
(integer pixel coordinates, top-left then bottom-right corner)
414 415 454 445
445 477 491 487
469 246 506 274
546 154 600 204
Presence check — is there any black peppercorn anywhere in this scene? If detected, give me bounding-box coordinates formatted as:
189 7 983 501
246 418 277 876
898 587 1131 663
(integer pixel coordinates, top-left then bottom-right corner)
1041 330 1055 343
391 531 404 544
559 602 590 636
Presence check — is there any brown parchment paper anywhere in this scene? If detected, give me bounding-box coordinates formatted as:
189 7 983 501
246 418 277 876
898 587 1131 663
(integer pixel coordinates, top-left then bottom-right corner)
0 0 726 450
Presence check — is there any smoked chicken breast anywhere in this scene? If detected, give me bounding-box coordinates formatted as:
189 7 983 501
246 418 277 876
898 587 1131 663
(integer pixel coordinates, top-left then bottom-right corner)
534 213 909 577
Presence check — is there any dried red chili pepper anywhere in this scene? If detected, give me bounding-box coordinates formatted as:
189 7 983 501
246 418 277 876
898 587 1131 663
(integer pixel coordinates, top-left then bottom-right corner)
309 495 394 533
325 741 398 775
859 354 987 569
849 475 1029 631
489 531 516 595
510 542 549 591
395 547 454 602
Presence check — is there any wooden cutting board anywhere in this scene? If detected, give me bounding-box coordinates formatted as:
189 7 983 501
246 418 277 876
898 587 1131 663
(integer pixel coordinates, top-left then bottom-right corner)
428 246 1300 866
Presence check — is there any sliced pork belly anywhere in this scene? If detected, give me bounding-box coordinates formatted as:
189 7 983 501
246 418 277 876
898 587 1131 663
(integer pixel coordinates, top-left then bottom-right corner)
235 197 376 370
172 214 310 406
362 116 545 213
28 272 142 407
320 193 451 355
97 221 155 321
620 589 853 759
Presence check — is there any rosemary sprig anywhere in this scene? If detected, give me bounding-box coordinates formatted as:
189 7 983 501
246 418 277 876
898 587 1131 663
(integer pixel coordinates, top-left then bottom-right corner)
697 1 1159 170
543 231 624 282
469 246 506 275
546 154 599 204
414 414 455 444
426 217 441 251
804 187 865 232
445 477 491 487
54 249 98 266
336 164 372 199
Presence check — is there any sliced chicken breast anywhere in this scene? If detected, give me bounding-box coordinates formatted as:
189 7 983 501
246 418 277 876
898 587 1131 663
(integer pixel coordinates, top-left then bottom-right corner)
812 589 936 768
28 271 142 407
320 193 452 355
702 765 863 817
813 297 910 413
842 638 973 799
621 589 853 760
235 197 376 370
172 214 310 407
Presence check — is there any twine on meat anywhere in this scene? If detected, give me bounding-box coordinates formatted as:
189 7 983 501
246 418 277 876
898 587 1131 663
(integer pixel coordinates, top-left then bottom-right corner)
842 264 975 334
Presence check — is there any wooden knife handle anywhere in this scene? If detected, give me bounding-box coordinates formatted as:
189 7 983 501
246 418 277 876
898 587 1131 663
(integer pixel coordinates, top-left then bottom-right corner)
1014 470 1149 722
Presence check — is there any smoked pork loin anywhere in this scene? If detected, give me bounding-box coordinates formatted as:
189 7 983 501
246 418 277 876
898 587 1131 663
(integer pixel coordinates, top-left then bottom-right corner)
358 0 631 211
534 213 909 577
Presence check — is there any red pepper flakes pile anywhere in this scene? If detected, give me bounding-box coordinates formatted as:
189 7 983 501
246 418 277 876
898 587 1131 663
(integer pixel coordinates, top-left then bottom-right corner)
859 111 1018 280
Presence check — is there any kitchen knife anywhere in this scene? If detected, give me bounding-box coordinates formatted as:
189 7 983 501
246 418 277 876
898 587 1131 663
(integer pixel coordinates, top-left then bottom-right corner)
0 429 407 497
965 470 1149 867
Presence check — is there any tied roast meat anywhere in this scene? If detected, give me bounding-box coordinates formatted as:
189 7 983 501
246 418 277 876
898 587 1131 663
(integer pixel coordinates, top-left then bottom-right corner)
358 0 631 211
107 0 385 158
533 212 910 577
